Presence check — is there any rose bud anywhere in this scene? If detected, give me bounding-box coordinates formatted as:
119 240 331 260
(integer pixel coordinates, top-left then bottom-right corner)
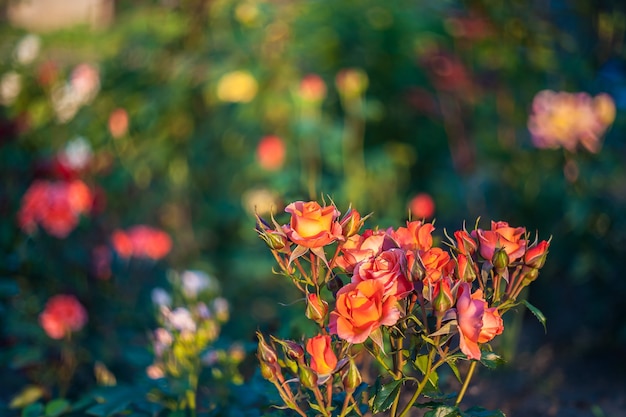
299 364 318 389
524 240 549 269
492 248 509 272
305 293 329 326
256 331 278 364
454 229 478 255
342 357 362 393
432 278 454 314
340 208 364 238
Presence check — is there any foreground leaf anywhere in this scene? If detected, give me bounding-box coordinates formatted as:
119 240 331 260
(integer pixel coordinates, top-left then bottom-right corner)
479 352 505 370
462 406 506 417
522 300 547 333
424 404 460 417
371 379 402 413
45 399 71 417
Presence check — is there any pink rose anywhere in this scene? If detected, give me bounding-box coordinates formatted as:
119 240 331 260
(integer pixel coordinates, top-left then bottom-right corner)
336 230 394 272
473 221 526 263
455 283 484 360
352 248 413 299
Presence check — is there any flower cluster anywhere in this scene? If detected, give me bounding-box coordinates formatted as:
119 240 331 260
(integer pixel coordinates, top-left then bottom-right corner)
39 294 88 340
528 90 616 153
18 179 93 238
256 200 549 416
147 270 242 411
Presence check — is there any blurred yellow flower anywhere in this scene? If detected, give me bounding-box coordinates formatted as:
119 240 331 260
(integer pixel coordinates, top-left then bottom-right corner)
216 70 258 103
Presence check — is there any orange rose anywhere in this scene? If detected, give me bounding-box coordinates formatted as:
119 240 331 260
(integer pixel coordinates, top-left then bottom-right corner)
306 335 337 376
524 240 550 269
283 201 342 248
329 280 400 344
473 221 526 263
420 247 451 284
391 221 435 251
336 230 396 273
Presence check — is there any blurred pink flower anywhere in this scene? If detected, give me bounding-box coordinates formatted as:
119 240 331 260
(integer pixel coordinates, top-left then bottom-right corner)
70 63 100 103
528 90 616 153
92 245 112 280
18 179 93 238
111 225 172 260
39 294 87 339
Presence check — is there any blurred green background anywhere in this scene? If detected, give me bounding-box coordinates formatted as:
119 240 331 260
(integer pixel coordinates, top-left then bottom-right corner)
1 0 625 415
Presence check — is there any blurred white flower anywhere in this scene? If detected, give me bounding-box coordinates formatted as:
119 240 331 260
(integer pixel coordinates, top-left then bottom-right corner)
51 84 81 123
15 34 41 65
146 364 165 379
181 269 218 299
201 349 219 366
58 136 92 171
213 297 230 322
151 287 172 307
166 307 196 332
0 72 22 106
196 302 211 319
153 327 173 357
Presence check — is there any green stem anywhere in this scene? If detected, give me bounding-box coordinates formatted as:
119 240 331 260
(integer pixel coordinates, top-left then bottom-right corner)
390 335 405 417
455 360 477 406
396 348 436 417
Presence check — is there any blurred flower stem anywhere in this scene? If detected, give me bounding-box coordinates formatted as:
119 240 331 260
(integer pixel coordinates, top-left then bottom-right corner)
341 95 366 207
299 105 322 200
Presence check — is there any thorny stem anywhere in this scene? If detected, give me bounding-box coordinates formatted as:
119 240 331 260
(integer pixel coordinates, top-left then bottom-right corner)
396 347 437 417
312 385 331 417
339 392 353 417
272 380 307 417
389 335 405 417
323 243 343 283
455 360 478 406
271 251 306 293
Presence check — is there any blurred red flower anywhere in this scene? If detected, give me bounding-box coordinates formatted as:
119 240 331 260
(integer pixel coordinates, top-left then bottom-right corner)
256 135 286 171
39 294 87 339
111 225 172 260
18 179 93 238
108 108 129 139
409 193 435 220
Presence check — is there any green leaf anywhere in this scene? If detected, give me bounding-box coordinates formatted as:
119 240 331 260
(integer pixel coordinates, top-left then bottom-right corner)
446 359 462 383
479 352 505 370
429 320 457 338
22 402 44 417
45 399 71 417
522 300 547 333
462 406 506 417
414 354 439 390
371 379 402 413
424 404 460 417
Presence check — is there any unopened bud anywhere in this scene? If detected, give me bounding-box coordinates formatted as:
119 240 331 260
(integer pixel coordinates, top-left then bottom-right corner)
521 266 539 286
260 360 278 382
524 240 549 269
340 208 363 238
492 248 509 272
454 230 478 255
432 279 453 314
342 357 362 393
299 364 318 389
256 331 278 364
305 293 329 326
457 254 476 283
409 256 426 282
272 336 305 361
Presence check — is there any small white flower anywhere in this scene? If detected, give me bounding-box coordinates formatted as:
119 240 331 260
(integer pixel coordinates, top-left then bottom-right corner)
181 270 217 299
151 287 172 307
0 72 22 106
58 136 92 171
213 297 229 322
167 307 196 332
15 34 41 65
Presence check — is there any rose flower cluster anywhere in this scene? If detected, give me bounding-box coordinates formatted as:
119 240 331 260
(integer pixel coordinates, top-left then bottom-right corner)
255 200 549 416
